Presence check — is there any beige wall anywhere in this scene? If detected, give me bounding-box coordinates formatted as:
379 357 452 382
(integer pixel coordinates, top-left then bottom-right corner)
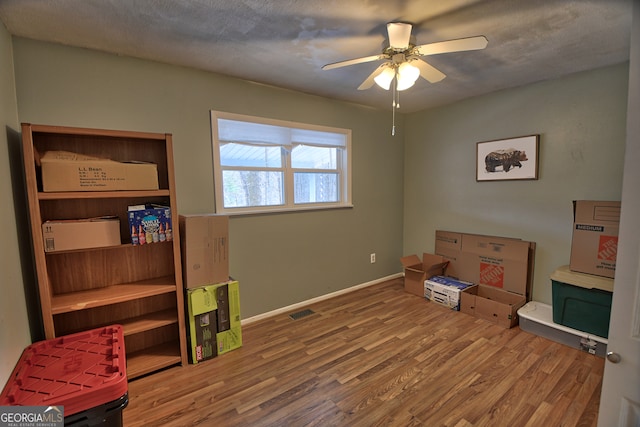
10 37 405 320
403 63 628 304
0 26 31 385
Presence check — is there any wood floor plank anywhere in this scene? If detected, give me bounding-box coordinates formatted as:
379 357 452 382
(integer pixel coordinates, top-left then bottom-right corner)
123 278 605 426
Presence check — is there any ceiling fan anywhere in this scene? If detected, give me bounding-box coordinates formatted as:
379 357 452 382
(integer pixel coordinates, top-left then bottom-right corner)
322 22 488 93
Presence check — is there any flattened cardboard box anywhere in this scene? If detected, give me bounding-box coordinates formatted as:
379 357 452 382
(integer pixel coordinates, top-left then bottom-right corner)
433 230 463 279
569 200 620 278
179 214 229 288
460 234 531 296
400 253 449 297
40 150 158 192
435 230 535 300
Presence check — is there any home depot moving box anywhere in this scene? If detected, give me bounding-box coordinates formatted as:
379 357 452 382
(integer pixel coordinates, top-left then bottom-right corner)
400 253 449 297
569 200 620 278
435 230 534 328
40 150 158 192
179 214 229 289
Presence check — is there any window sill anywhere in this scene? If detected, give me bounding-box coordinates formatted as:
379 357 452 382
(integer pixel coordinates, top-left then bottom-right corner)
218 204 355 217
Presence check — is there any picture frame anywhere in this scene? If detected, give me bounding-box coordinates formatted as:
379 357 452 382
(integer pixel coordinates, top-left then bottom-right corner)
476 135 539 181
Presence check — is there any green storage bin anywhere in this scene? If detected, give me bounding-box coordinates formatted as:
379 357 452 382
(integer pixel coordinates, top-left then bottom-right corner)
551 265 614 338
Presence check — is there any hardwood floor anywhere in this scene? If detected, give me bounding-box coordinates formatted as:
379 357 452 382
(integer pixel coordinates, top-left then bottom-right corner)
123 278 604 426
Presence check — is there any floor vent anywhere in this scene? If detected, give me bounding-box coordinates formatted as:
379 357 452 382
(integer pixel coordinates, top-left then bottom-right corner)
289 309 315 320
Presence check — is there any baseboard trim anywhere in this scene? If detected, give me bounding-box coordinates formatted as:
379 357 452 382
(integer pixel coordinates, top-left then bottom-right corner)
241 272 403 326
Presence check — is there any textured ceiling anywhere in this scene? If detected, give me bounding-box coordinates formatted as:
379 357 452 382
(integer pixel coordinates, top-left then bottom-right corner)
0 0 633 113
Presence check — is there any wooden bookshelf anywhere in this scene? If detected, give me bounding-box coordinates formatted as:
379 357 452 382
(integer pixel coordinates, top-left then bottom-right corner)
22 123 188 379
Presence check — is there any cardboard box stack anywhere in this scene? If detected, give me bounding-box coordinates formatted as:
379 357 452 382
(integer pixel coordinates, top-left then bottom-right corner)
180 214 242 363
402 230 536 328
542 200 619 339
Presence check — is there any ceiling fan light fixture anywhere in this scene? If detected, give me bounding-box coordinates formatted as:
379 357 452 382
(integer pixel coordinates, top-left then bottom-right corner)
374 67 395 90
396 62 420 91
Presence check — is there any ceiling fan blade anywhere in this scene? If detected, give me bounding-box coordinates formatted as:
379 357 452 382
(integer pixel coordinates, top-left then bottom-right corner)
412 58 446 83
387 22 412 50
414 36 488 56
357 63 389 90
322 53 388 70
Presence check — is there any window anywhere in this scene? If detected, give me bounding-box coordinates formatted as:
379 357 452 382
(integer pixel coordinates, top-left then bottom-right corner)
211 111 352 214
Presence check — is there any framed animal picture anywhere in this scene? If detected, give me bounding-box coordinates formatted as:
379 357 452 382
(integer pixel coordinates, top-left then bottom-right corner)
476 135 539 181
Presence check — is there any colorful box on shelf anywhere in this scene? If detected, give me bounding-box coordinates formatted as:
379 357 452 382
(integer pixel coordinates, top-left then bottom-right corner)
128 204 173 245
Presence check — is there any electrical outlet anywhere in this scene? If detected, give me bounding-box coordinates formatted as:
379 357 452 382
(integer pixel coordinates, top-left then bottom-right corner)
370 253 376 264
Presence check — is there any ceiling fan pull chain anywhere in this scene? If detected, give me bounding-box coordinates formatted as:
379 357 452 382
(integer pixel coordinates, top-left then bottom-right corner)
391 80 397 135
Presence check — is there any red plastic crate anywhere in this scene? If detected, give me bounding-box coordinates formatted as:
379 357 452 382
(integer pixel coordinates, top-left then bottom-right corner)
0 325 127 417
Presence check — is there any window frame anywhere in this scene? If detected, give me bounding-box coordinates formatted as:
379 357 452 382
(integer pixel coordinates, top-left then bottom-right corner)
211 111 352 215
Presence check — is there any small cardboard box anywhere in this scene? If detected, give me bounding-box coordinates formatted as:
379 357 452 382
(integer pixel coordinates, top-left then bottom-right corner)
40 150 158 192
186 285 218 364
128 204 173 245
425 276 475 310
569 200 620 278
42 216 121 252
213 280 242 355
179 214 230 289
400 253 449 297
460 285 526 328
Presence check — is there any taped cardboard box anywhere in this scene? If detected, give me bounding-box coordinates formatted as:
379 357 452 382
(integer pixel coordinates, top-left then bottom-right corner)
42 216 121 252
460 285 526 328
400 254 449 297
179 214 229 289
40 150 158 192
569 200 620 278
